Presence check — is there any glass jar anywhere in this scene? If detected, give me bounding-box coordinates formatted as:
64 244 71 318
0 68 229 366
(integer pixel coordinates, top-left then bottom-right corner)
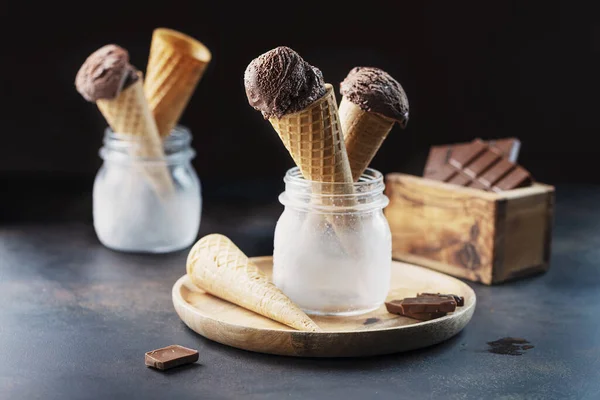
273 167 391 316
93 125 201 253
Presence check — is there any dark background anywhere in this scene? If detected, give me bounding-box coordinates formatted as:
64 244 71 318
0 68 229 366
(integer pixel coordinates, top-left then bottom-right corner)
1 0 598 221
2 3 600 397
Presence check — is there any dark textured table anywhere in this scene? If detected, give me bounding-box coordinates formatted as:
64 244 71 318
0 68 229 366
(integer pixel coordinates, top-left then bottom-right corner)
2 183 600 400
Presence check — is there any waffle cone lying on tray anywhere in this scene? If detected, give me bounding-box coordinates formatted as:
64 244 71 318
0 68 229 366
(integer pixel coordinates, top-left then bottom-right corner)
338 67 409 181
187 234 320 332
75 45 173 197
145 28 212 137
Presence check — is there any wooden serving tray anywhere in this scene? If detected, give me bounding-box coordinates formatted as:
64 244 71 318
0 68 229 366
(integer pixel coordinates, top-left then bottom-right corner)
172 256 476 357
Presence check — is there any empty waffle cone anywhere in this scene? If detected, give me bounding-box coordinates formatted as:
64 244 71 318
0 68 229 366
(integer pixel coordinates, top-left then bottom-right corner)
268 84 353 191
96 74 174 196
186 234 321 332
145 28 212 137
339 97 395 181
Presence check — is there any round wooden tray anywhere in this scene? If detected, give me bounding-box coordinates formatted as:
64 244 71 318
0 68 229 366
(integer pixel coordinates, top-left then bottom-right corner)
172 257 476 357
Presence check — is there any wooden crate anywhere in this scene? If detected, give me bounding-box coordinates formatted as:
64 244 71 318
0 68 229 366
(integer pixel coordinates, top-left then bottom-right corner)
384 173 555 285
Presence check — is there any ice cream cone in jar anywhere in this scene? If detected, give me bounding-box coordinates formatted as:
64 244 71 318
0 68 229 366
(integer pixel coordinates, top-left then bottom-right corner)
243 47 357 247
338 67 409 181
243 47 391 316
75 44 174 197
75 44 202 254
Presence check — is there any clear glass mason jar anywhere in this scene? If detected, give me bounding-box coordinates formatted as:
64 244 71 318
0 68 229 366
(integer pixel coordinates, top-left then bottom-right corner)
93 125 201 253
273 167 391 316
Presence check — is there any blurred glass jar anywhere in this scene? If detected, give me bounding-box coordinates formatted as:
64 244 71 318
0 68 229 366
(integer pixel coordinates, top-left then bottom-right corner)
93 125 201 253
273 167 391 316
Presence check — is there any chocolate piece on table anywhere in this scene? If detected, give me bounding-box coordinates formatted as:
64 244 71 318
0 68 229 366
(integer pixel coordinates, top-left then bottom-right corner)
418 293 465 307
145 345 199 370
489 138 521 162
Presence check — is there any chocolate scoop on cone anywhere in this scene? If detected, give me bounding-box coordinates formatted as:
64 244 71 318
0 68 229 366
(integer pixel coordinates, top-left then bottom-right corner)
145 28 212 138
339 67 409 181
244 46 353 193
75 44 173 196
244 46 360 259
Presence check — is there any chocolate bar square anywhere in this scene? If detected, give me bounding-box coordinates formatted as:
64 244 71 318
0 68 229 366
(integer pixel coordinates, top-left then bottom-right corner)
423 139 532 192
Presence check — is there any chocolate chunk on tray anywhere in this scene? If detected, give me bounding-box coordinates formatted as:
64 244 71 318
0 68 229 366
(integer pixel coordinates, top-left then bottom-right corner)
417 292 465 307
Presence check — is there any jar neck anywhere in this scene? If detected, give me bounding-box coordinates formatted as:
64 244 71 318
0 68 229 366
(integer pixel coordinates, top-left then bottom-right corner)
100 125 195 164
279 167 389 213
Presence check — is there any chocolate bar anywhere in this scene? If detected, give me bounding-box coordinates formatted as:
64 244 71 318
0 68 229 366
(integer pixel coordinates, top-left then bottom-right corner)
145 345 199 370
424 138 520 177
424 139 532 191
449 140 488 169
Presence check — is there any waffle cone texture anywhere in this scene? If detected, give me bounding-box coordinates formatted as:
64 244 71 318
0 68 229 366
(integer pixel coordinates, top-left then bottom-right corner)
338 97 395 181
96 75 174 195
145 28 212 137
186 234 321 332
267 85 360 258
268 84 353 188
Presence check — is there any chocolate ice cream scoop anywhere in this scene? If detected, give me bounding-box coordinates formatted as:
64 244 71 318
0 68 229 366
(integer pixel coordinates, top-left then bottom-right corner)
244 46 326 119
75 44 139 102
340 67 409 127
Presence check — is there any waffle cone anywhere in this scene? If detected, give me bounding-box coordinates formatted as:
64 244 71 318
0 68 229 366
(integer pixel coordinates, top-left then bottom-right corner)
268 85 360 259
96 75 173 195
268 84 353 189
145 28 212 137
186 234 321 332
339 97 395 181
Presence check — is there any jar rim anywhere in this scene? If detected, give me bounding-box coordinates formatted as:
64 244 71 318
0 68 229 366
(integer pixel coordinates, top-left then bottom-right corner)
100 125 195 164
280 167 389 213
104 125 191 146
283 167 384 190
